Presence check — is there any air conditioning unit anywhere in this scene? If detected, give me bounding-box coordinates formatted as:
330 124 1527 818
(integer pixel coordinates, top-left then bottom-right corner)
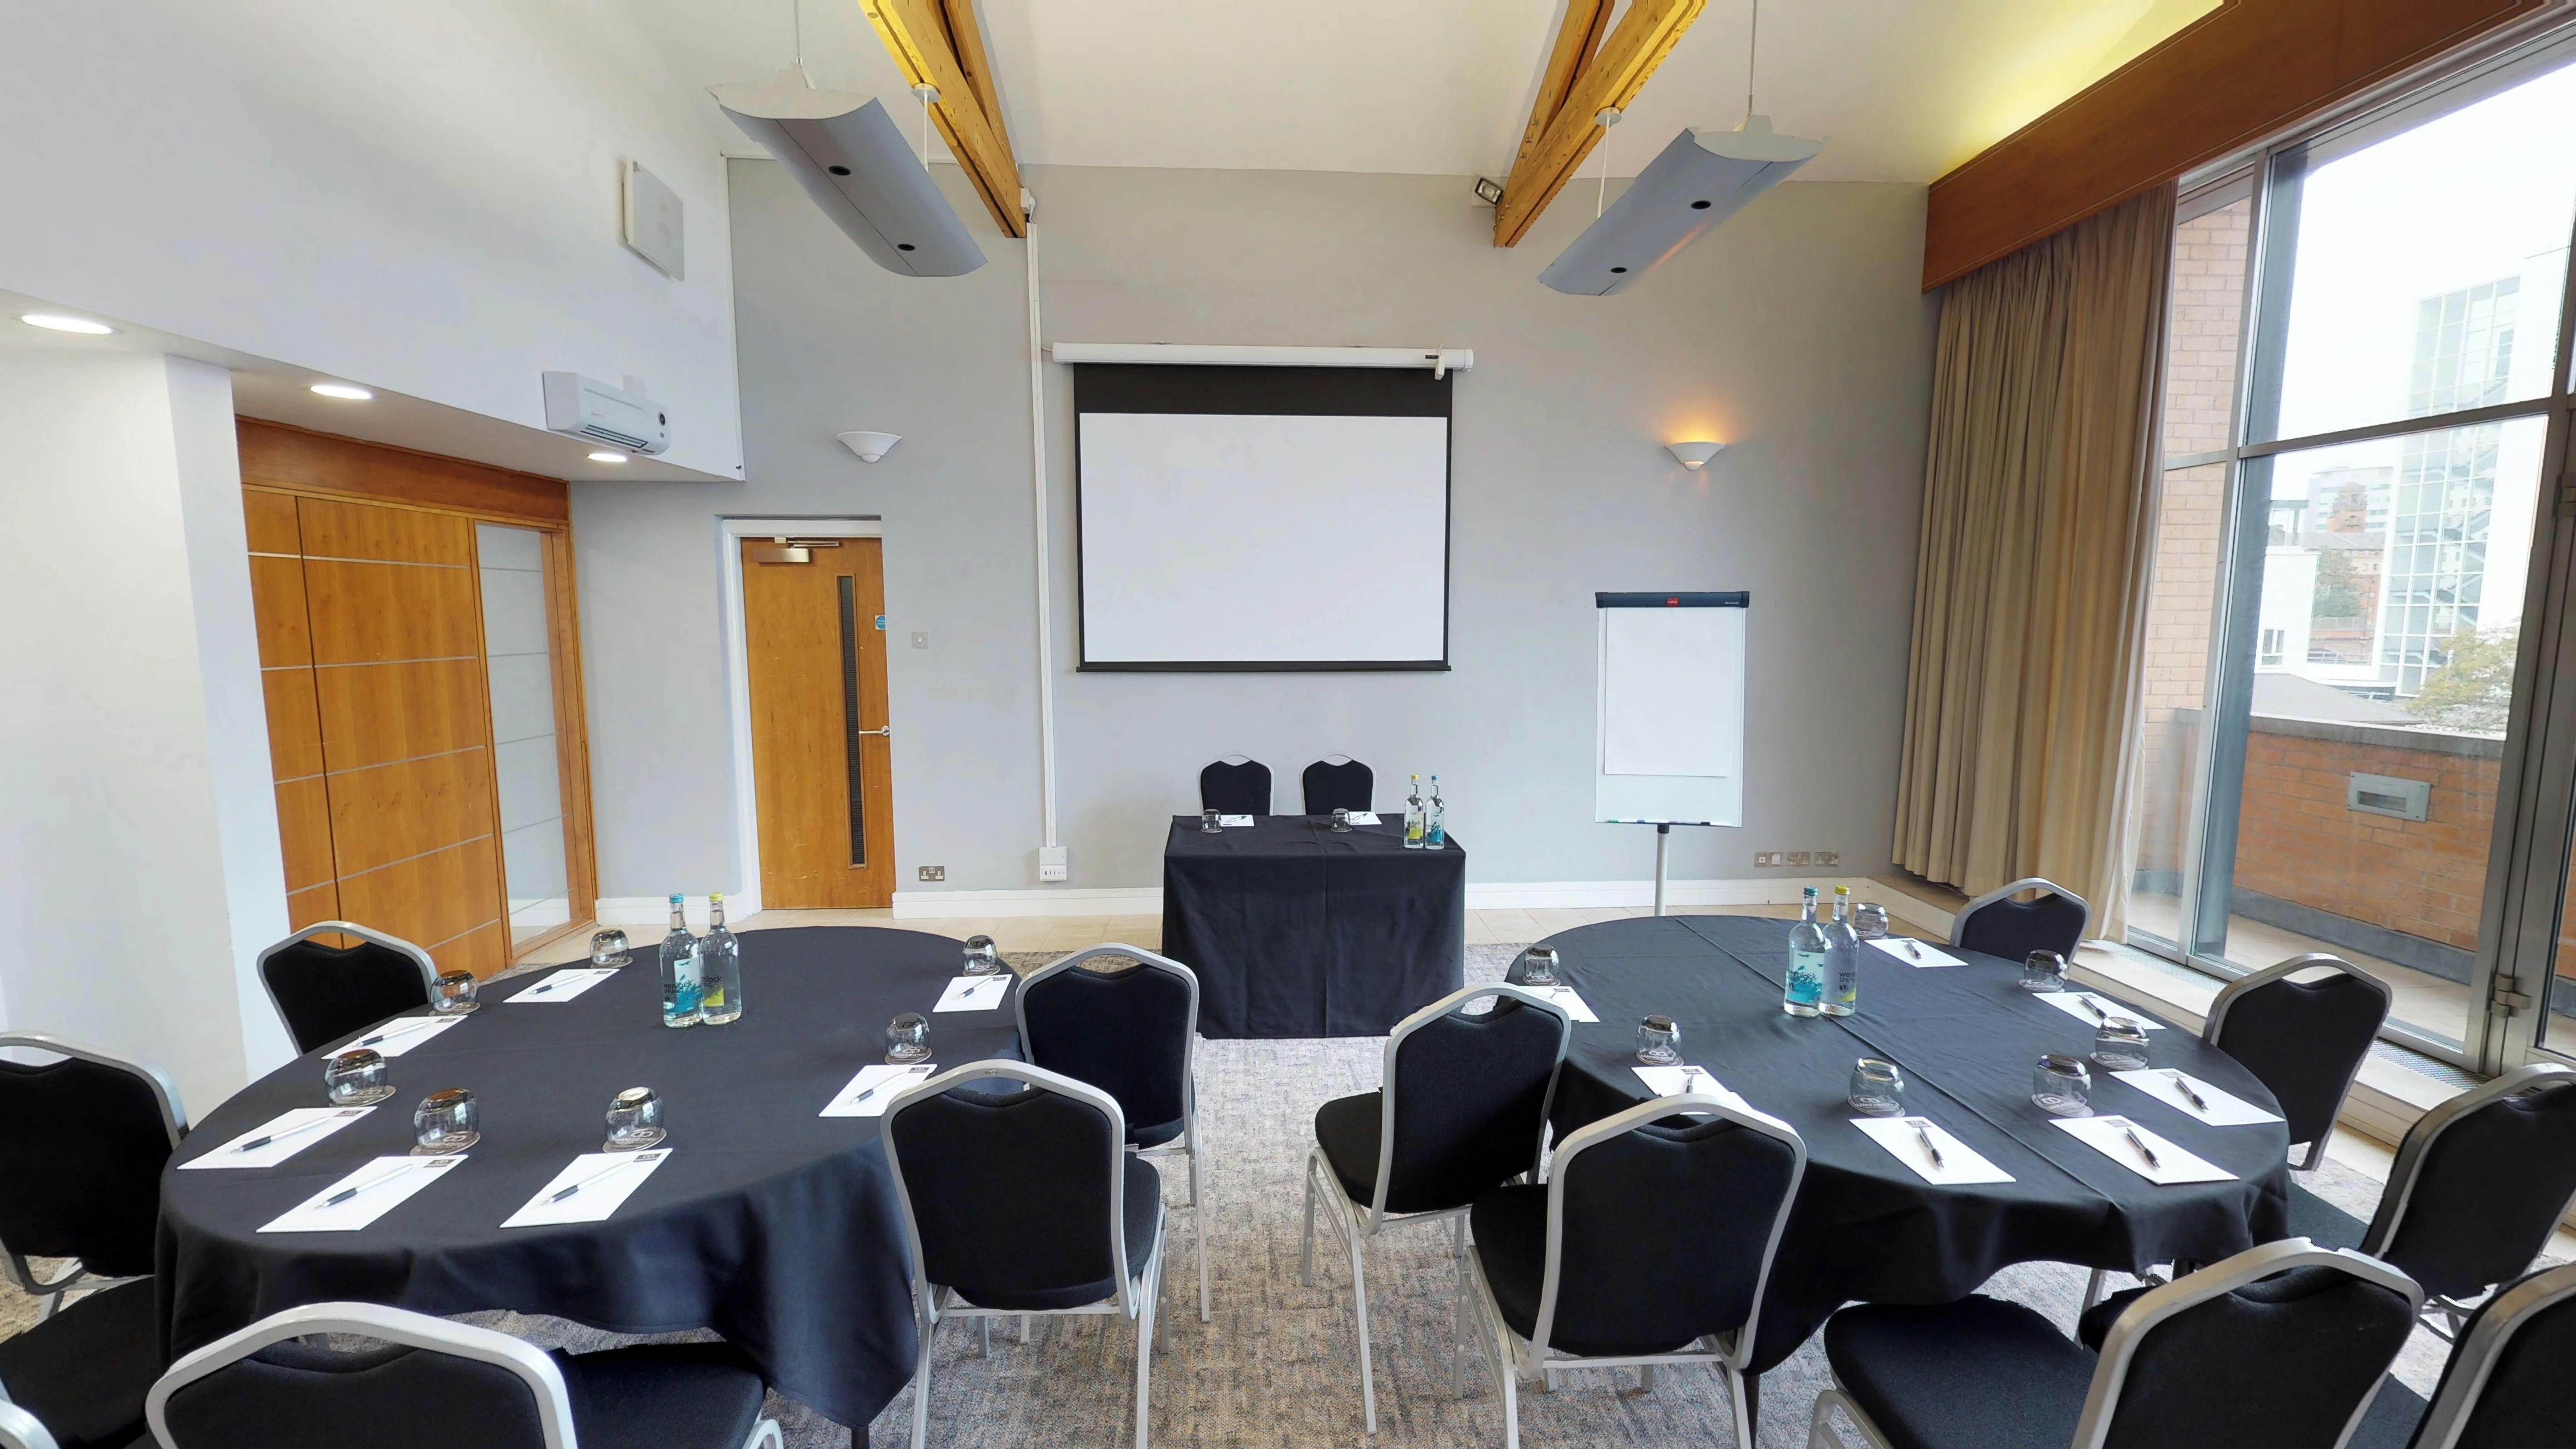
541 372 670 455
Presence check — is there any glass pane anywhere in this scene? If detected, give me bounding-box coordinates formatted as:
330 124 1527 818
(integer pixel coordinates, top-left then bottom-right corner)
2548 842 2576 1053
2211 416 2546 1051
2129 463 2232 949
2164 196 2254 458
2255 61 2576 443
477 523 570 950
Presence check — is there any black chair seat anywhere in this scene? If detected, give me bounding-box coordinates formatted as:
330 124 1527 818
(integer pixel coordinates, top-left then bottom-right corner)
1823 1298 2095 1449
950 1156 1162 1312
2345 1378 2429 1449
0 1279 160 1449
1130 1116 1186 1150
1467 1183 1704 1358
1314 1091 1381 1204
2287 1181 2370 1252
554 1342 768 1449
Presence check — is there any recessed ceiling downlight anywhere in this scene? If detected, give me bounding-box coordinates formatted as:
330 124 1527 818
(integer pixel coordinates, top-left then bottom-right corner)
310 382 373 400
588 450 629 463
20 312 116 335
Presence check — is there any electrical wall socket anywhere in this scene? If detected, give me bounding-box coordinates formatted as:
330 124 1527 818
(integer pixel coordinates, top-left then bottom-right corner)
1036 845 1068 882
916 865 945 882
1754 851 1784 867
1817 851 1841 867
1756 849 1839 869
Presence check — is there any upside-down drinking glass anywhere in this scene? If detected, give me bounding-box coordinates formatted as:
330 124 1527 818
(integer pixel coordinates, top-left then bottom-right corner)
1519 946 1560 989
604 1086 666 1152
1330 807 1353 833
412 1087 480 1154
1201 808 1222 834
589 929 633 967
1848 1058 1906 1116
323 1049 393 1107
961 935 1002 977
1636 1015 1681 1066
2092 1018 2152 1072
886 1013 931 1065
1852 902 1891 941
431 970 480 1014
2032 1055 2092 1117
2018 951 2070 993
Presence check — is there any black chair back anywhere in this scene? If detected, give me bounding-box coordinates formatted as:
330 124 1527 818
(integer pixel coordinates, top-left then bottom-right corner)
1378 993 1566 1216
0 1036 183 1278
1300 758 1374 815
2373 1067 2576 1303
1540 1105 1802 1357
2206 954 2390 1161
158 1338 553 1449
259 924 437 1054
2413 1262 2576 1449
1018 947 1196 1147
885 1064 1143 1312
2098 1255 2418 1449
1198 758 1272 815
1952 876 2089 960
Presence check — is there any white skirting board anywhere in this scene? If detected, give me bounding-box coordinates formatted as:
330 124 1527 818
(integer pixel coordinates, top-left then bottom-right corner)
594 887 765 928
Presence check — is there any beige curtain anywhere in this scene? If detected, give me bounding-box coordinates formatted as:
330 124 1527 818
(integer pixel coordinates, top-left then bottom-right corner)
1892 186 2174 938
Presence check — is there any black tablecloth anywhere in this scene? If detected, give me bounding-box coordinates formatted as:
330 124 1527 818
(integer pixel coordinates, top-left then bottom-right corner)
157 927 1021 1430
1160 815 1465 1038
1540 915 2292 1375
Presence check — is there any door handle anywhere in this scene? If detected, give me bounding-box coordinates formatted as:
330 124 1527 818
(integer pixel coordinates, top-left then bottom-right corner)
855 726 891 738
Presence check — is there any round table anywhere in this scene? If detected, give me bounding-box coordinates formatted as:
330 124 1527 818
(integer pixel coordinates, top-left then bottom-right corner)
1537 914 2292 1376
157 927 1022 1429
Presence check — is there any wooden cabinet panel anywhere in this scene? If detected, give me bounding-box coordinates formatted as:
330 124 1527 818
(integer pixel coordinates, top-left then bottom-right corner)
295 496 475 565
275 777 337 893
335 835 501 956
428 920 509 980
262 670 327 781
242 489 302 554
312 659 489 771
327 748 495 877
301 559 481 665
248 558 315 669
287 881 342 932
240 421 569 526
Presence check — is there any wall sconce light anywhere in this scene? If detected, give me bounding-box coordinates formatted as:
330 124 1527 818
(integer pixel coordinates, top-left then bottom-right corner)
1665 441 1725 470
839 430 901 463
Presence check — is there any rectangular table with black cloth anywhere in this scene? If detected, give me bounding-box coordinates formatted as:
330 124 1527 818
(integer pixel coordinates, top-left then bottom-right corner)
1160 815 1465 1037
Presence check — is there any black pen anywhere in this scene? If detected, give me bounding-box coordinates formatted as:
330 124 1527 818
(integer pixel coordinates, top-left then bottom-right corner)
323 1161 428 1207
547 1152 660 1203
233 1109 360 1154
2118 1121 2162 1171
2166 1070 2211 1112
851 1066 932 1108
354 1016 441 1048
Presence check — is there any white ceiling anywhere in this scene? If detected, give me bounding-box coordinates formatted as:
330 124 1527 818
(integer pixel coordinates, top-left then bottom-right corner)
629 0 2216 184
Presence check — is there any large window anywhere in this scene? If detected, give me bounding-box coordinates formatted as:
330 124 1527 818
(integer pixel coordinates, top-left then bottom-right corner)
2129 39 2576 1072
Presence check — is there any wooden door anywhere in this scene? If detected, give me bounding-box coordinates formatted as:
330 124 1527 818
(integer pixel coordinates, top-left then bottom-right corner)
743 538 895 908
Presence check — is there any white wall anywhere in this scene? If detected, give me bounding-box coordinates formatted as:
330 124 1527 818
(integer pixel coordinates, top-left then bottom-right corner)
0 0 745 480
572 162 1940 906
0 351 293 1114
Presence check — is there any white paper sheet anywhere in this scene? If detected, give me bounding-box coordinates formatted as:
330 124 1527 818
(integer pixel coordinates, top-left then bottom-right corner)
1521 984 1599 1023
1218 814 1255 827
182 1107 376 1170
505 967 619 1003
331 1013 468 1058
2051 1115 2235 1185
821 1063 939 1118
1633 1064 1746 1110
1852 1117 2016 1185
2034 991 2168 1030
933 975 1012 1012
1344 812 1382 825
258 1154 466 1233
501 1149 672 1228
2112 1069 2285 1127
1867 938 1963 967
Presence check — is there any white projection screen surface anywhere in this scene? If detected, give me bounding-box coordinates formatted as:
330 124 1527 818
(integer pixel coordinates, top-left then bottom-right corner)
1073 364 1452 669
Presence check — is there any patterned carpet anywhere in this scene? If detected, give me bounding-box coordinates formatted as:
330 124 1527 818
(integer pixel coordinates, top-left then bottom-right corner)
5 945 2468 1448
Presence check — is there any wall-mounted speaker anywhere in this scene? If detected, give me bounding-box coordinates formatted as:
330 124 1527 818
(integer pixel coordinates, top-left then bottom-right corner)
711 68 986 278
1539 117 1822 297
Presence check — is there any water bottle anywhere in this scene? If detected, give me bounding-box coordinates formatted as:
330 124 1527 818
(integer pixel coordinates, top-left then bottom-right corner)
699 892 742 1025
1404 775 1427 849
1783 887 1826 1018
1425 775 1446 849
658 894 702 1028
1823 884 1861 1017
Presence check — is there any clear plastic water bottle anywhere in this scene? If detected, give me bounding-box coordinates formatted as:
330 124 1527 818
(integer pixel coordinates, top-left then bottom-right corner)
1823 884 1861 1017
658 894 702 1028
698 892 742 1026
1783 886 1826 1018
1404 775 1427 849
1425 775 1446 849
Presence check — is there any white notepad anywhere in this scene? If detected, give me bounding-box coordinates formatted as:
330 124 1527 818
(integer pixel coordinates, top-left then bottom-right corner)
183 1107 375 1170
1853 1116 2016 1185
1218 814 1255 827
2035 991 2168 1030
933 974 1012 1012
1344 812 1382 825
502 1149 672 1228
1521 984 1599 1022
2052 1114 2234 1184
1633 1064 1746 1110
331 1013 467 1058
2112 1068 2284 1127
820 1063 938 1118
505 967 618 1003
259 1155 466 1233
1867 938 1964 967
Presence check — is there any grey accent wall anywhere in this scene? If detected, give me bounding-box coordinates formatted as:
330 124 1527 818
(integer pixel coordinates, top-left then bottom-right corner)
571 160 1938 901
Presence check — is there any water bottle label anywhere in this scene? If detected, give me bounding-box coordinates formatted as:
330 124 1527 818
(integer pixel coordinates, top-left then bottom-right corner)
1786 950 1827 1004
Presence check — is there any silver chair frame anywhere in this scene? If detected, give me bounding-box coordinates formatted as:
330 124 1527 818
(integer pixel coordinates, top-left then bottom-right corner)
0 1031 187 1319
1453 1093 1806 1449
2204 952 2391 1170
2360 1061 2576 1335
255 920 441 1052
1948 876 2091 951
1016 943 1209 1324
1809 1239 2423 1449
2408 1259 2576 1449
0 1401 57 1449
882 1061 1166 1449
144 1300 783 1449
1300 983 1572 1434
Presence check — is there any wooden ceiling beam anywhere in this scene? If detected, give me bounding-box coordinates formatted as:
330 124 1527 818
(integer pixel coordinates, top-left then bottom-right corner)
859 0 1027 238
1494 0 1707 247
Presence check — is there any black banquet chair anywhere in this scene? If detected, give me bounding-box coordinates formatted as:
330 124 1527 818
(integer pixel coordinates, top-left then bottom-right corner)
1949 876 2090 961
884 1062 1166 1449
1304 984 1571 1434
143 1301 779 1449
1198 756 1272 816
1456 1092 1806 1449
0 1033 188 1449
1809 1239 2422 1449
1017 944 1208 1323
2205 951 2391 1170
2347 1259 2576 1449
257 920 440 1055
1301 756 1374 815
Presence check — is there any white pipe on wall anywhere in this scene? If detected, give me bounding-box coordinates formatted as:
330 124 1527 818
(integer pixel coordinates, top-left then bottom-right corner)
1025 209 1060 855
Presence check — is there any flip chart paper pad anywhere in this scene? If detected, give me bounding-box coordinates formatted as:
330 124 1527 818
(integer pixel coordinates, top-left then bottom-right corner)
1594 595 1746 826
